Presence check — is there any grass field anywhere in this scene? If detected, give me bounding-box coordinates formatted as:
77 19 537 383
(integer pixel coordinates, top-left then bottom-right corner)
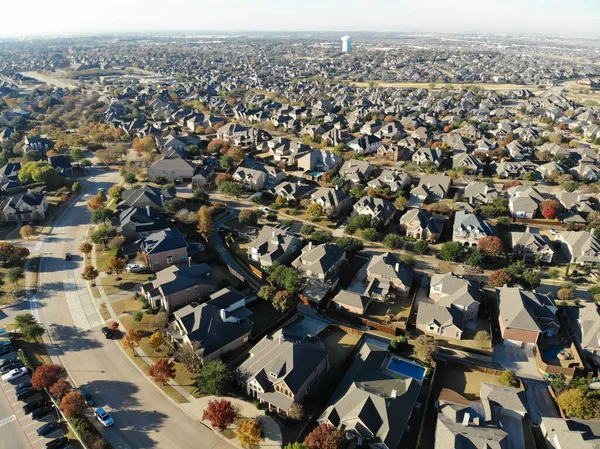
99 271 149 296
112 297 142 316
0 257 39 305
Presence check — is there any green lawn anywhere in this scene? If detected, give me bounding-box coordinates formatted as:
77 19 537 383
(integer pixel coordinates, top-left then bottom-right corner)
99 271 149 296
94 247 118 272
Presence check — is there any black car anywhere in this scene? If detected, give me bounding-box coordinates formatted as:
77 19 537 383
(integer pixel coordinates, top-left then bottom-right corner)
17 387 38 401
0 346 14 356
37 421 59 437
46 437 70 449
101 327 112 339
0 361 22 374
0 355 18 368
31 404 53 419
23 399 46 414
16 380 32 392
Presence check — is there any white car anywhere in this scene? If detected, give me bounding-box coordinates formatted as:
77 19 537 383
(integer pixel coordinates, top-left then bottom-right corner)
125 264 144 273
2 366 28 382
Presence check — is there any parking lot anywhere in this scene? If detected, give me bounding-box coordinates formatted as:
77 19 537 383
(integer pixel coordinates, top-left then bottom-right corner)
0 353 71 449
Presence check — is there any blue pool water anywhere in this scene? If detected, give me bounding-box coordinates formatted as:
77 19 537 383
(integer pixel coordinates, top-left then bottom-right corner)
386 357 426 382
543 345 563 360
309 171 325 178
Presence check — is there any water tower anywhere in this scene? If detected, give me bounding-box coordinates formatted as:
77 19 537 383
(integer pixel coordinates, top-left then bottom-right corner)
341 36 352 53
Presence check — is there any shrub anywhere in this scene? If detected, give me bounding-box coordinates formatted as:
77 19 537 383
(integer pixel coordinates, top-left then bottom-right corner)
414 239 429 254
133 311 144 322
500 370 519 388
362 228 379 242
383 234 403 249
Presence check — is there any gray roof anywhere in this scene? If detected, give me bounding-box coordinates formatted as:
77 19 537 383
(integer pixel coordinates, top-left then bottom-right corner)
247 226 301 265
417 302 464 330
143 263 215 297
453 211 496 237
331 290 372 314
367 252 414 288
292 243 346 277
430 273 480 309
496 287 558 334
119 185 173 209
400 208 446 235
558 231 600 263
353 196 396 222
311 187 350 208
139 228 187 254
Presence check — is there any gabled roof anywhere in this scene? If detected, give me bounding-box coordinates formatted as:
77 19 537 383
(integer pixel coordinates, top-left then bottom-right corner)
292 243 345 277
139 228 187 254
367 252 414 288
496 287 558 333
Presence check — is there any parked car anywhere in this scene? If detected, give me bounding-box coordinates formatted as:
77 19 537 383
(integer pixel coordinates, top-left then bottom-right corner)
125 264 144 273
46 437 70 449
82 390 94 406
0 361 22 374
0 339 13 347
31 404 54 419
37 421 59 437
17 387 38 401
2 366 27 381
0 355 18 368
0 346 15 356
101 327 112 339
23 399 47 414
16 380 32 392
95 407 114 427
65 253 72 261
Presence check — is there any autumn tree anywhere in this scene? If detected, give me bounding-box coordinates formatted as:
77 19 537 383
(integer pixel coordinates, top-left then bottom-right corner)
478 236 504 257
499 370 519 388
149 331 165 352
413 335 438 365
31 364 67 390
148 358 176 385
177 341 202 372
288 403 304 421
105 256 127 278
202 399 238 430
236 419 261 449
557 287 575 301
79 242 92 257
197 205 213 240
239 209 259 226
394 196 408 211
273 290 292 312
87 194 105 211
0 242 30 265
19 225 35 240
49 378 72 399
306 202 325 217
557 388 600 419
488 270 512 288
60 392 87 418
215 173 232 186
226 146 245 162
207 138 229 153
542 204 559 219
123 329 142 355
108 185 124 202
304 423 345 449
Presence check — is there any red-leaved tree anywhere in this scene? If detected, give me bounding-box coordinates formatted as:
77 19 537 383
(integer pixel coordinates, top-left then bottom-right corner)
478 236 504 257
542 204 558 219
488 270 513 288
304 423 345 449
148 358 177 385
60 392 86 418
202 399 238 430
49 378 72 399
31 364 67 391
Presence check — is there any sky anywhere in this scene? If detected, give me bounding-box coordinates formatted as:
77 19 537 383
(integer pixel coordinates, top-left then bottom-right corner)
1 0 599 38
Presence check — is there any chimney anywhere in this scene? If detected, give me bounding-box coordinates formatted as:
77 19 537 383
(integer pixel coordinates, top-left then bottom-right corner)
308 242 312 251
278 333 284 345
146 205 151 217
395 262 399 271
272 230 276 238
462 412 470 427
188 257 192 267
335 184 339 191
391 389 397 399
161 194 165 206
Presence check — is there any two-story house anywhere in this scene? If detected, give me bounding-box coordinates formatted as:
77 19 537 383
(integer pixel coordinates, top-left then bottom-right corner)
365 252 414 299
512 228 554 263
233 167 267 191
125 227 188 271
297 149 342 173
147 157 195 183
399 209 446 243
309 187 352 217
292 243 346 303
453 211 496 247
0 190 48 222
247 226 302 268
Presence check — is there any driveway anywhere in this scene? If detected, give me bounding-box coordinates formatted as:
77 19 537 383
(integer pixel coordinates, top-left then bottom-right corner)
493 345 542 380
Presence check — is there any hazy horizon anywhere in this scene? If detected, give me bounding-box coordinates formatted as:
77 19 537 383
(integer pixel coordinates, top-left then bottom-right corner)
1 0 599 39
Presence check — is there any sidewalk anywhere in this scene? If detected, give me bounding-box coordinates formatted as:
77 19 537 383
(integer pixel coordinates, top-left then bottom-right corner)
182 395 283 448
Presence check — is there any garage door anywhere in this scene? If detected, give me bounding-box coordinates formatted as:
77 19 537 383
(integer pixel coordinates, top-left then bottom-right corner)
503 339 523 347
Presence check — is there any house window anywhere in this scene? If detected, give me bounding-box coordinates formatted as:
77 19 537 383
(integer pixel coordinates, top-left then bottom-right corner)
428 326 435 331
167 256 173 264
180 254 186 261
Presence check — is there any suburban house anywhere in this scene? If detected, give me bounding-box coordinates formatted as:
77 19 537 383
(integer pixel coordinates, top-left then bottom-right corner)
292 242 346 303
247 225 302 268
416 274 480 340
167 287 252 362
399 209 446 242
309 187 352 217
319 342 421 449
273 181 314 202
453 152 482 173
353 196 397 228
496 286 559 349
116 206 168 242
0 162 20 183
297 149 342 173
117 185 174 211
463 181 499 206
125 227 188 271
412 147 444 166
233 167 267 191
541 417 600 449
494 161 536 178
338 159 373 186
0 190 48 222
347 134 383 155
330 289 373 315
261 165 286 187
48 155 73 176
147 157 195 183
140 263 218 312
453 211 496 246
367 169 411 192
435 383 527 449
507 185 544 219
556 231 600 265
237 329 329 416
366 252 414 299
191 166 215 188
512 228 554 263
411 174 452 202
565 302 600 363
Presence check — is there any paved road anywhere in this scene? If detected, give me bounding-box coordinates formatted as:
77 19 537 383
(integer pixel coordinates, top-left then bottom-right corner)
1 169 234 449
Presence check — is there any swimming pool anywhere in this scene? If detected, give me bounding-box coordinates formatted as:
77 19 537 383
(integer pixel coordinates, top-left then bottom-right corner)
308 171 325 178
386 356 426 382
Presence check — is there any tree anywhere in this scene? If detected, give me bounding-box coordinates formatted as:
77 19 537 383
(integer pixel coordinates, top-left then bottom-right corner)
413 335 438 365
394 196 408 211
149 331 165 352
7 267 23 285
123 172 137 185
542 204 558 219
60 391 87 418
266 264 300 293
557 388 599 419
215 173 232 186
87 194 105 211
306 202 324 217
110 321 119 331
197 205 213 240
148 358 176 385
15 313 37 329
202 399 238 430
91 207 113 225
488 270 512 287
500 370 519 388
152 312 169 332
236 419 261 449
382 233 403 249
123 329 142 355
440 241 463 261
219 155 234 169
465 248 484 267
239 209 259 226
108 185 124 202
79 242 92 257
133 311 144 322
285 444 309 449
195 359 231 395
0 242 29 265
414 239 429 254
108 235 125 250
273 290 292 312
177 341 202 372
258 285 277 301
72 181 81 192
91 225 116 249
551 373 567 394
562 180 579 193
362 228 379 242
478 236 504 257
81 265 99 285
304 423 345 449
335 237 364 252
522 270 541 289
400 254 416 268
49 378 72 399
218 181 244 197
105 256 127 278
227 146 245 162
474 330 491 343
558 287 575 301
19 224 34 240
288 403 304 421
31 364 67 390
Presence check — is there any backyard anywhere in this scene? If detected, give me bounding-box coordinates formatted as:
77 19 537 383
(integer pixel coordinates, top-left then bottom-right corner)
247 300 288 338
0 256 39 305
433 362 503 401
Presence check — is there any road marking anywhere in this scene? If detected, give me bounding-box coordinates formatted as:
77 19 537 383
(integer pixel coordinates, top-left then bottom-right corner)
31 429 62 444
0 413 16 427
